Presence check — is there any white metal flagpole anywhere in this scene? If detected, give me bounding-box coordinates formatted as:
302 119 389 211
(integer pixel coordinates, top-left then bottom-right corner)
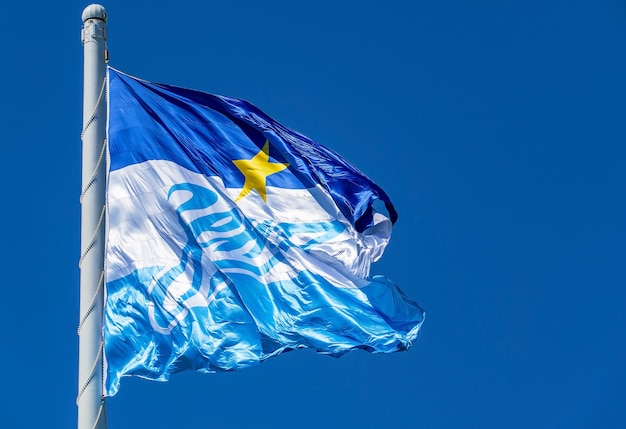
78 4 108 429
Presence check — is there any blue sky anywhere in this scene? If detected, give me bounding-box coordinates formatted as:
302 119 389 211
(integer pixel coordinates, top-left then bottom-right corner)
0 1 625 428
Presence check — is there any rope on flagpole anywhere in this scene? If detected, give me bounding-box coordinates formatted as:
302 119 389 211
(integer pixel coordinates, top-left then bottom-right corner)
78 205 106 269
81 76 106 140
80 139 107 203
76 343 107 429
77 271 104 335
88 400 107 429
76 341 104 406
77 67 108 429
80 77 108 203
78 72 107 335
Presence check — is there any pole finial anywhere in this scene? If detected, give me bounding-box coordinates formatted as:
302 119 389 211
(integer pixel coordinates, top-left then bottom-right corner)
82 4 107 23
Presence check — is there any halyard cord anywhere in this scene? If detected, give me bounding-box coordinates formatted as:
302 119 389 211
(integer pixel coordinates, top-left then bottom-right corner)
78 205 106 269
76 341 103 406
80 77 107 203
77 73 107 427
90 399 107 429
77 271 104 335
80 138 107 204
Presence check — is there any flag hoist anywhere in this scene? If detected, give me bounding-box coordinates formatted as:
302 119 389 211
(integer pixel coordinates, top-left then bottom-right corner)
79 4 108 429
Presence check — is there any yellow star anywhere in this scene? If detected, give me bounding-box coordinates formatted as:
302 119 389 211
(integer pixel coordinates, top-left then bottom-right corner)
232 141 290 202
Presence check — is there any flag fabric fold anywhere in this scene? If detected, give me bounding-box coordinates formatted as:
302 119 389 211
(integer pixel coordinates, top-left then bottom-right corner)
103 67 424 396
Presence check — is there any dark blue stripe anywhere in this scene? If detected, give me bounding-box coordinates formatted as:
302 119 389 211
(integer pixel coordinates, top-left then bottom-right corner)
108 67 397 229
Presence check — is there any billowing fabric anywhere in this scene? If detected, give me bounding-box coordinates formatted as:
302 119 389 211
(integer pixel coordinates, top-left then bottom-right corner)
103 67 424 396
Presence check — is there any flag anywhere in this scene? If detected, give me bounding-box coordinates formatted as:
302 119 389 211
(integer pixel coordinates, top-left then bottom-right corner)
103 67 425 396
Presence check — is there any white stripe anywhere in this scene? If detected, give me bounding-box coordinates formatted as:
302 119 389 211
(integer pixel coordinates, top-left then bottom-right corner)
106 160 391 283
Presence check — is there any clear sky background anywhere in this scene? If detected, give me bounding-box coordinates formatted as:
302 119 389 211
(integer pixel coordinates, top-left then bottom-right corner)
0 1 624 428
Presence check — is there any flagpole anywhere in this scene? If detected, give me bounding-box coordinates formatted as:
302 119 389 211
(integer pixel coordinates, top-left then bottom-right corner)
79 4 108 429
